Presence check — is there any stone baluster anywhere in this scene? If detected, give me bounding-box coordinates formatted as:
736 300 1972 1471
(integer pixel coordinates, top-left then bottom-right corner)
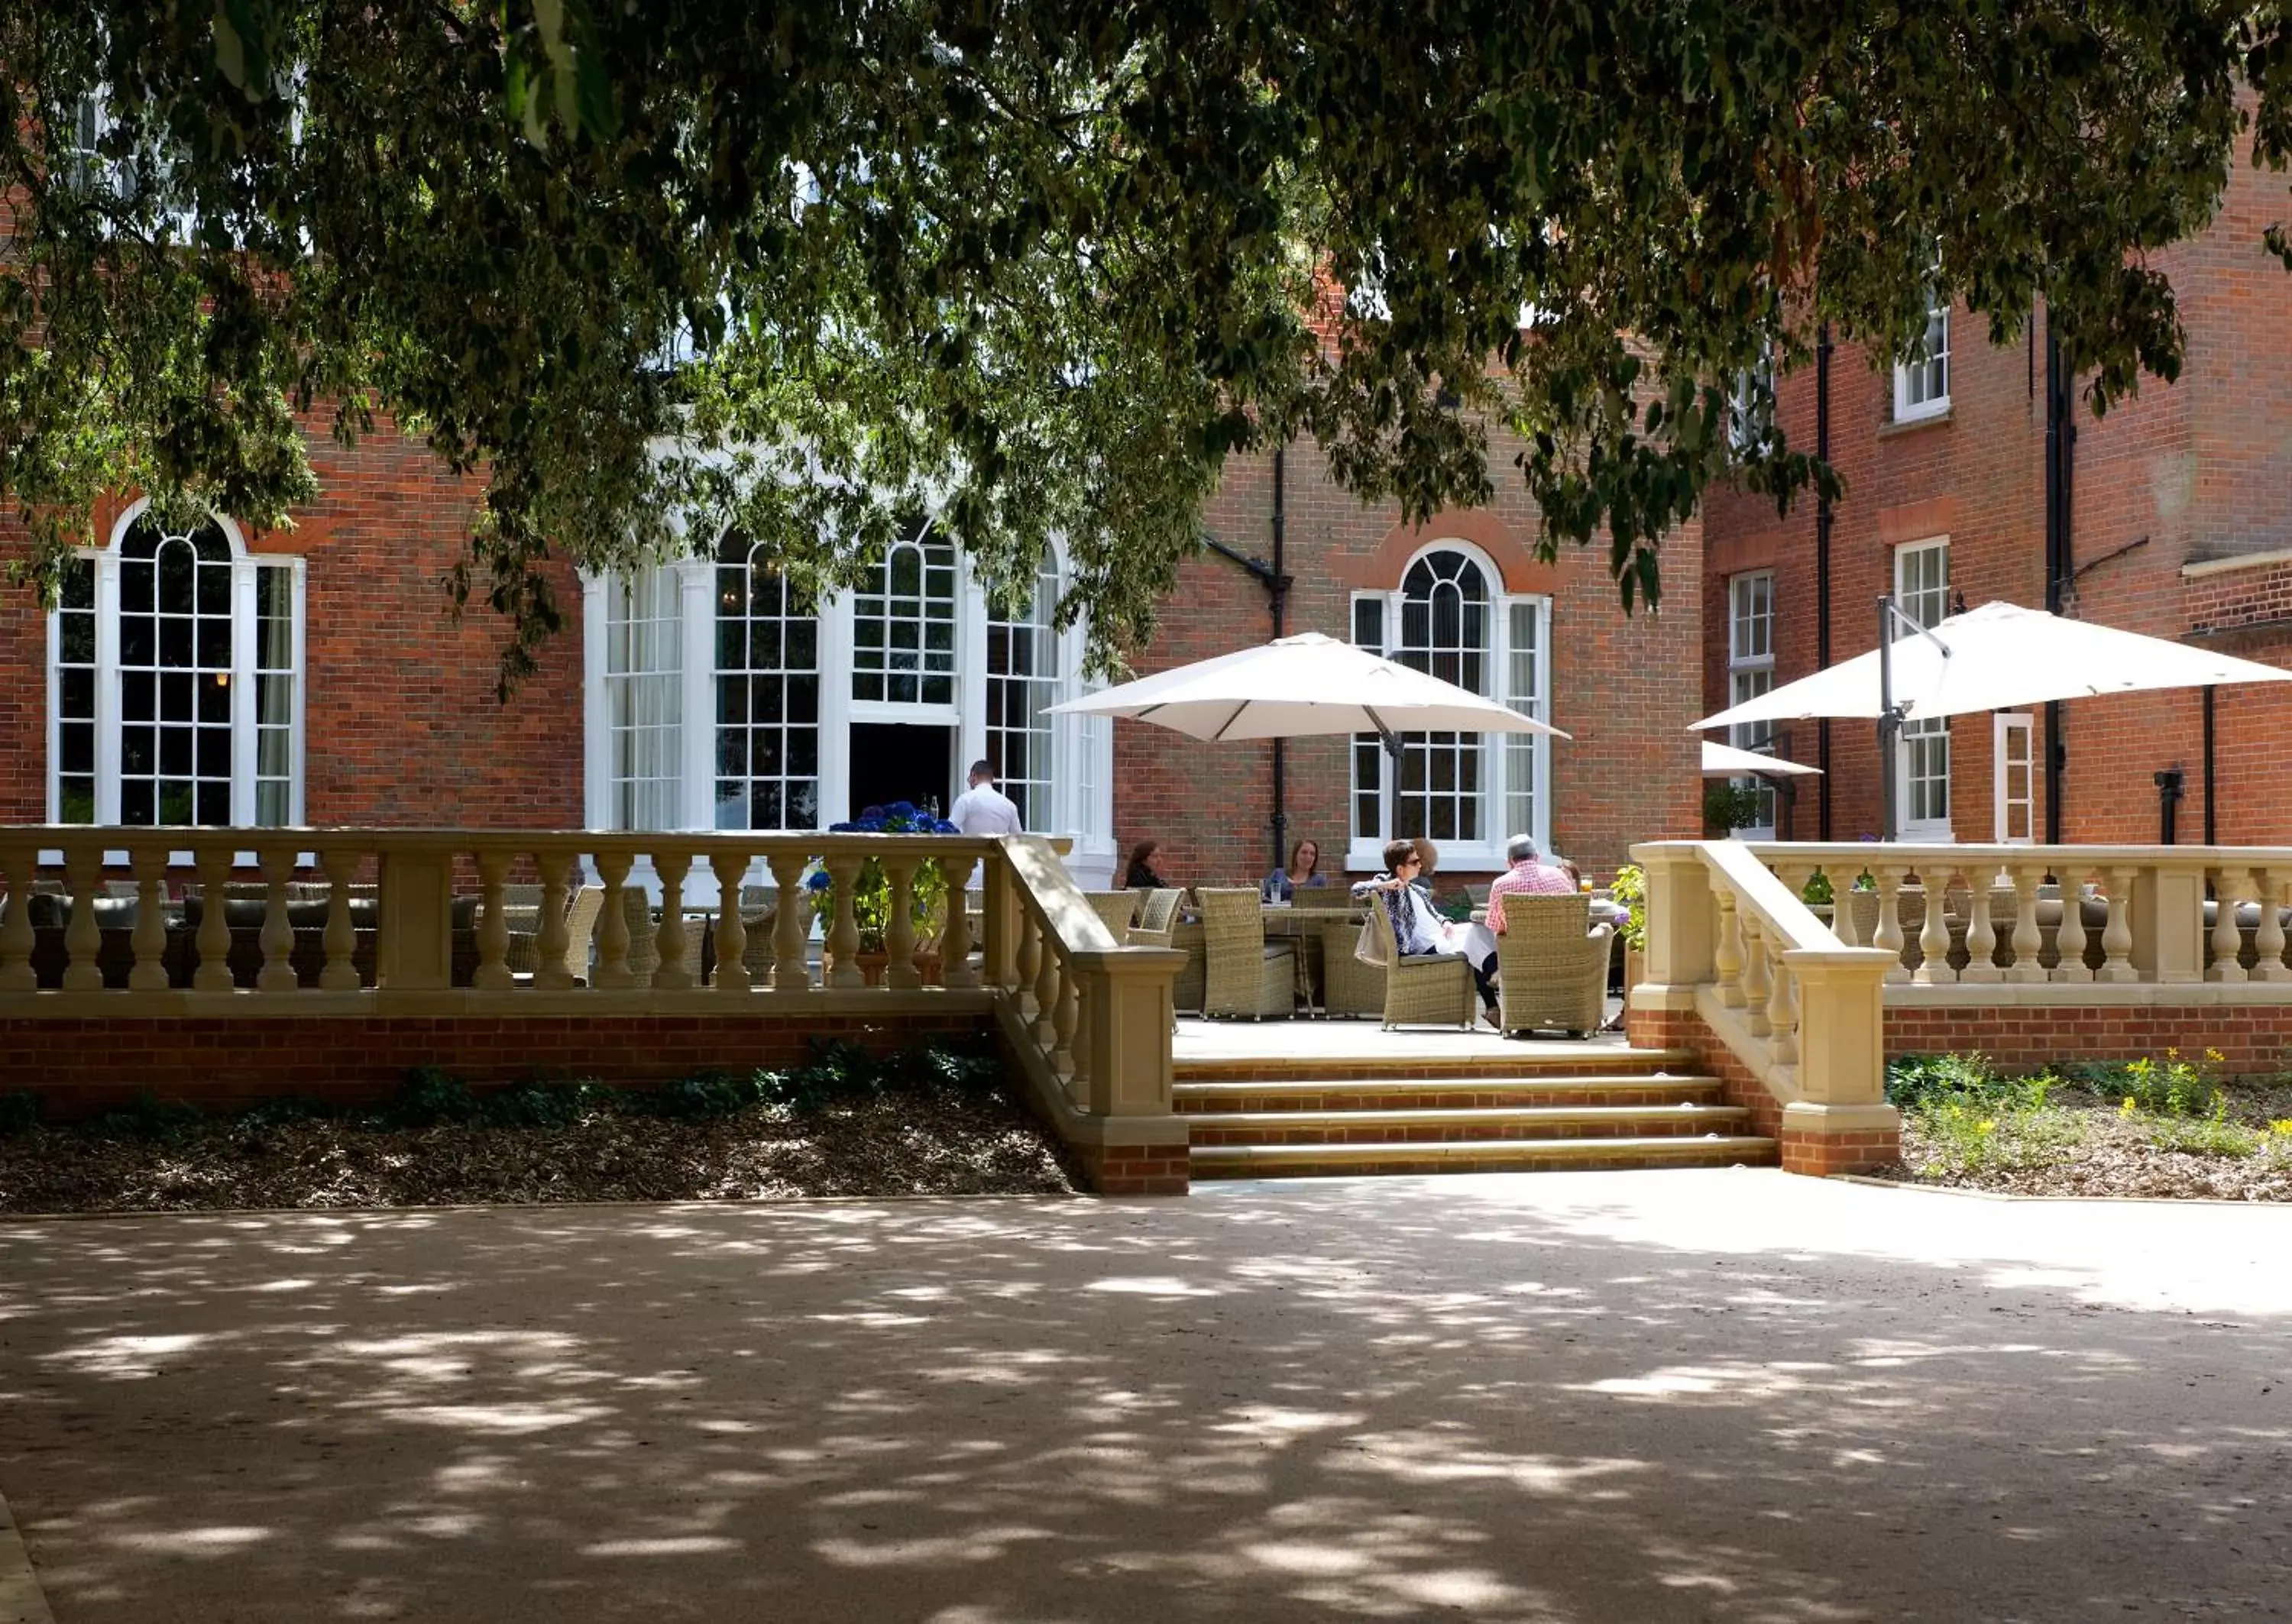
593 850 636 988
1066 976 1094 1103
1713 888 1745 1008
1962 869 2001 983
1015 904 1042 1019
1765 933 1798 1068
824 854 864 988
708 852 750 992
256 844 299 992
1740 912 1771 1039
1033 912 1062 1047
60 841 104 992
320 846 363 990
883 855 921 990
1873 867 1909 984
652 849 694 990
1912 867 1954 985
471 852 513 990
193 845 236 991
532 850 575 990
0 844 36 992
129 843 170 992
2253 867 2288 982
2007 865 2046 983
1053 953 1080 1080
768 851 811 992
937 857 978 989
2207 865 2247 983
2098 866 2138 983
2051 869 2093 983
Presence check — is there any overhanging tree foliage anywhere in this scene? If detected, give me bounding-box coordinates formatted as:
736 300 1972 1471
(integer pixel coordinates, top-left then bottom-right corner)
3 2 2287 685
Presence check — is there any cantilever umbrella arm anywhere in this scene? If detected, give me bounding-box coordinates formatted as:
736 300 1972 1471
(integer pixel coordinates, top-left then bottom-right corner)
1877 594 1954 842
1362 706 1407 765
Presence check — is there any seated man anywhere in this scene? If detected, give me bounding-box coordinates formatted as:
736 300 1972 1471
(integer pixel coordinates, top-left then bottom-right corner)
1485 833 1577 934
1352 837 1502 1026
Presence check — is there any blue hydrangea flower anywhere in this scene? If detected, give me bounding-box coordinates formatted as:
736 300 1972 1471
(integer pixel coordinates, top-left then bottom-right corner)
859 804 885 823
934 819 960 834
827 820 856 833
886 800 918 820
804 870 832 891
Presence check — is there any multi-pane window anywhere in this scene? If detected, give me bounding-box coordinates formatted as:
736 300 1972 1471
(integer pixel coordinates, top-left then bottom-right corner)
1895 539 1951 836
1893 293 1951 422
1728 341 1777 458
853 533 957 705
985 565 1060 829
714 535 819 830
1994 712 2035 844
1727 571 1778 835
602 568 682 831
1349 546 1551 862
50 512 303 827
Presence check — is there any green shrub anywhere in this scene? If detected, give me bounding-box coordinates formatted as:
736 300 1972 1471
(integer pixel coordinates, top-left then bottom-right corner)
382 1066 478 1128
1884 1053 2041 1111
2146 1095 2260 1158
1703 781 1765 833
1609 863 1646 953
89 1092 202 1144
2086 1049 2222 1118
1915 1094 2079 1176
1800 870 1835 907
0 1091 40 1136
643 1070 774 1120
234 1097 335 1131
476 1081 598 1129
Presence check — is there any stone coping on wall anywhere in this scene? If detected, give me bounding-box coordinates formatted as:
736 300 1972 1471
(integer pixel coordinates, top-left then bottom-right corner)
0 987 999 1020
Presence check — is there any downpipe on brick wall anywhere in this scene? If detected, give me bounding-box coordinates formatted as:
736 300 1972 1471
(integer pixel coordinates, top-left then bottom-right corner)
1198 442 1296 873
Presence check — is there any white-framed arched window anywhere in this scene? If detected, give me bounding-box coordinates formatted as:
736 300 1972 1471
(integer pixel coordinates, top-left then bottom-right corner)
1348 542 1549 869
49 503 306 827
583 532 1115 885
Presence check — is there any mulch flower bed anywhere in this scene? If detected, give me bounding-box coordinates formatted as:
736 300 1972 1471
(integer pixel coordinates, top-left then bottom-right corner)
1875 1053 2292 1202
0 1046 1077 1215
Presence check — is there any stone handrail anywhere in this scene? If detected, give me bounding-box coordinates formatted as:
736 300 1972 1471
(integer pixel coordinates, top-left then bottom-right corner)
1741 841 2292 987
989 836 1183 1124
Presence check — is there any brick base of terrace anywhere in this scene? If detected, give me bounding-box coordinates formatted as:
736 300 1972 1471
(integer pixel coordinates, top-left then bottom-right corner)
1627 1001 1900 1176
1885 992 2292 1074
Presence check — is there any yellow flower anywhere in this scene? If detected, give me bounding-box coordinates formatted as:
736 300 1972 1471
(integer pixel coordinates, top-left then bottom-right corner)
1979 1120 1996 1134
2204 1047 2226 1066
2121 1097 2138 1116
2271 1119 2292 1137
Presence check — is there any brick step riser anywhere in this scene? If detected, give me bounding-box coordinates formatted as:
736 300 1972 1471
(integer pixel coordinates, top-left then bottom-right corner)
1178 1086 1720 1114
1191 1146 1779 1179
1189 1118 1747 1147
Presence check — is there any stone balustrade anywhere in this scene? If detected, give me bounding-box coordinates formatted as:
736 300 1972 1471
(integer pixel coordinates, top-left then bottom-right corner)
0 827 1189 1191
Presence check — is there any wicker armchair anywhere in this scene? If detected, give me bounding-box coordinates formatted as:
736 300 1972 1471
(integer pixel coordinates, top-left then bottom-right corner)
1198 888 1296 1019
1168 920 1206 1013
1086 890 1141 944
1319 920 1386 1017
1494 894 1613 1038
1131 887 1185 942
1364 896 1479 1029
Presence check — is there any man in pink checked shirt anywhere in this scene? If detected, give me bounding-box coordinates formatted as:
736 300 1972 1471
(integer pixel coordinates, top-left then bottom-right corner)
1486 833 1577 933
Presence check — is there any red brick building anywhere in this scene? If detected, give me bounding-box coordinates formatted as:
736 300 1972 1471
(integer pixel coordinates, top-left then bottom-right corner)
1701 151 2292 849
0 415 1705 891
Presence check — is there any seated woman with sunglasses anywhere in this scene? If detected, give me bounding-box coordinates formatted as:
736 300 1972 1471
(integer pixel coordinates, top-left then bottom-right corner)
1351 836 1502 1026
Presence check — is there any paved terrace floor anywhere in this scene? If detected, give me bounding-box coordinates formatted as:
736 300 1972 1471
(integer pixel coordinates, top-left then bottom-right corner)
2 1172 2289 1622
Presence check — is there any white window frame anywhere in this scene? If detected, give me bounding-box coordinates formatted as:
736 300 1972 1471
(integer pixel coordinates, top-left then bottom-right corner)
1345 541 1552 871
46 500 307 830
581 539 1116 890
1993 711 2036 845
1894 539 1952 841
1727 571 1778 839
1728 340 1777 458
1892 292 1951 423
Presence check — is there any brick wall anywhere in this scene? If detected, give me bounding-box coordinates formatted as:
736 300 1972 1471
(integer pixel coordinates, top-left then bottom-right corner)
0 420 585 830
1701 149 2292 846
1625 1001 1900 1174
1883 1002 2292 1076
1121 432 1706 890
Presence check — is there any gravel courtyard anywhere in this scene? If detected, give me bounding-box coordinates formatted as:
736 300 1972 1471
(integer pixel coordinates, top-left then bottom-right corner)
2 1169 2288 1622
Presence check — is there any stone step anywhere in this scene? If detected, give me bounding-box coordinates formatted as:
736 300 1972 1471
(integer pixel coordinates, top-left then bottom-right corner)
1187 1102 1751 1146
1172 1047 1695 1085
1175 1074 1723 1114
1189 1134 1779 1179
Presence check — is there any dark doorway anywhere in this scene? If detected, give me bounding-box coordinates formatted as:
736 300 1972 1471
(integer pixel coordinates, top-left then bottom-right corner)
849 723 954 820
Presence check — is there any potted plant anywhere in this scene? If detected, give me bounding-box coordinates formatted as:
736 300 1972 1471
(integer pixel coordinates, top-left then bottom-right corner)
1800 869 1835 928
1610 862 1647 1011
806 801 963 984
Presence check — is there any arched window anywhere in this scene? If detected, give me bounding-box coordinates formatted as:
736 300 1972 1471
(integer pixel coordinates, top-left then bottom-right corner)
50 508 304 827
714 534 819 830
1348 544 1549 865
852 532 957 706
984 562 1061 830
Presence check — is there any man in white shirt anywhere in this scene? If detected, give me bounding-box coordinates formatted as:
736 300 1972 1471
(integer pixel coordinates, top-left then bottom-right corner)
949 760 1022 836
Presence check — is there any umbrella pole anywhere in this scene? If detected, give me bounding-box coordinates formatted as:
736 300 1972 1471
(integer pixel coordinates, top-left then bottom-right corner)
1878 594 1899 843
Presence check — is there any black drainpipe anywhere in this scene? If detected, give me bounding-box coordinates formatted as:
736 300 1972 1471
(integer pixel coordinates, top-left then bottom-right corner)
2042 323 2076 843
1268 445 1290 872
1199 448 1296 874
1815 322 1834 839
2203 686 2217 844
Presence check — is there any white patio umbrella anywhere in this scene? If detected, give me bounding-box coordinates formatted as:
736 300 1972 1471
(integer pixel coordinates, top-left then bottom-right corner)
1049 631 1569 746
1695 600 2292 731
1701 739 1823 778
1692 599 2292 838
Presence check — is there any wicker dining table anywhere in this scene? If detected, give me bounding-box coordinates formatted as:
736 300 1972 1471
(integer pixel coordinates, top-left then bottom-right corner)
1261 902 1368 1016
